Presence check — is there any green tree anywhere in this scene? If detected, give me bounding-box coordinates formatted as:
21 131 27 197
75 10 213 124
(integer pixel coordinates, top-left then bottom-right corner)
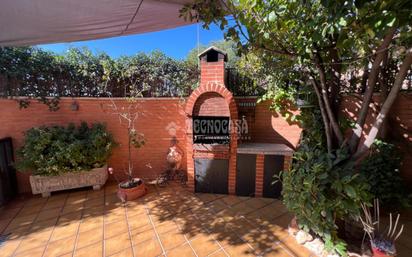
181 0 412 157
0 47 198 108
181 0 412 253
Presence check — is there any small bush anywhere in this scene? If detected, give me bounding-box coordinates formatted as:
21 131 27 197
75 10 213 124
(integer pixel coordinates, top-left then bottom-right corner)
280 144 372 255
359 140 410 208
17 122 116 176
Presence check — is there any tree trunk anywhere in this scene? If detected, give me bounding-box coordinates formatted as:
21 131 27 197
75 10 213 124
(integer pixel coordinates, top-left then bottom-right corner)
328 48 342 117
311 79 333 154
314 54 344 145
349 27 396 152
354 48 412 159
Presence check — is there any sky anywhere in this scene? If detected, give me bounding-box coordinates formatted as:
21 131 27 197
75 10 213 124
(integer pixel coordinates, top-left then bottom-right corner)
39 23 225 60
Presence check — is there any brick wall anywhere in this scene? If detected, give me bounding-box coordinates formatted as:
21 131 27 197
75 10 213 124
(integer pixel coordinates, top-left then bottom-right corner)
340 93 412 184
255 154 264 197
238 99 302 149
193 92 229 116
0 97 301 194
0 98 187 193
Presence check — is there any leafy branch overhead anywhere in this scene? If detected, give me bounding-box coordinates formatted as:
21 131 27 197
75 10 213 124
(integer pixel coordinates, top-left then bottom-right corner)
181 0 412 158
181 0 412 253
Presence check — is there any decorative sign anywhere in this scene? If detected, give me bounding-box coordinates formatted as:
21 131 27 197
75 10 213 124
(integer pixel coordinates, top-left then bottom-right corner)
193 116 230 144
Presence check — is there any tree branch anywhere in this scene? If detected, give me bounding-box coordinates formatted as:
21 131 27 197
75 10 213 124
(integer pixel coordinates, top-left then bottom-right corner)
348 27 396 152
354 48 412 159
314 53 344 145
311 79 333 154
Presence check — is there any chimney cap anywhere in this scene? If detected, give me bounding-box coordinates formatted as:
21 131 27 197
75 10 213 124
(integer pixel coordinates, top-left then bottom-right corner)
198 46 228 62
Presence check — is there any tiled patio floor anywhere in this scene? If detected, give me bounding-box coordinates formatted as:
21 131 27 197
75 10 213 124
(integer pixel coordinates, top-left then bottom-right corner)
0 182 411 257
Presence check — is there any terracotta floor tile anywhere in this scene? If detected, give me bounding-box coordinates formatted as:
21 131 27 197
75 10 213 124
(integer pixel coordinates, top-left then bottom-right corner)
154 220 178 234
126 206 146 218
43 235 76 257
58 211 83 224
133 238 163 257
17 204 43 217
30 217 58 232
208 249 228 257
196 193 218 204
5 189 380 257
105 211 127 224
104 233 132 256
279 236 311 257
2 224 31 238
130 227 156 245
84 197 105 209
79 216 103 233
14 245 45 257
76 226 103 249
189 233 221 257
207 199 228 213
0 207 20 220
104 220 128 239
36 207 61 222
66 195 87 205
181 221 207 238
105 185 118 195
6 214 37 230
24 197 48 207
74 241 103 257
15 239 46 254
86 188 105 199
43 199 66 210
223 242 256 257
0 238 22 256
215 233 244 248
50 221 79 241
263 244 293 257
158 230 186 250
108 247 134 257
221 196 244 206
127 213 151 230
230 202 255 215
61 203 84 215
243 198 270 210
166 243 196 257
0 218 12 233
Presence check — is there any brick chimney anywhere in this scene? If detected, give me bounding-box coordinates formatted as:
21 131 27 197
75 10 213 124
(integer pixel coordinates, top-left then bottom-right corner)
198 46 228 85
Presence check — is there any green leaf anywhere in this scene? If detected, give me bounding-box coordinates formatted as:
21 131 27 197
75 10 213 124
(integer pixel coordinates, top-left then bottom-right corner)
338 17 347 26
344 185 356 198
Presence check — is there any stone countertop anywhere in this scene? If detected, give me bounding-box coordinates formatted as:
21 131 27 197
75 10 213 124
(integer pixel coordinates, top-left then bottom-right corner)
237 143 294 156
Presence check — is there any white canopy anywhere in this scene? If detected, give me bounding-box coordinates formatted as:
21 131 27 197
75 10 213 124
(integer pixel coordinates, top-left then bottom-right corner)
0 0 193 46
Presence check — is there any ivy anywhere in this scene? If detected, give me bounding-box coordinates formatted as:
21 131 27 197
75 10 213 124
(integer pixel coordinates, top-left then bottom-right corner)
0 47 199 110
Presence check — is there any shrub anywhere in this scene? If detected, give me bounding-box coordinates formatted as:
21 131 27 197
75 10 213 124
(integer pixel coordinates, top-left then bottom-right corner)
359 140 410 208
277 108 372 256
17 122 116 176
280 144 372 255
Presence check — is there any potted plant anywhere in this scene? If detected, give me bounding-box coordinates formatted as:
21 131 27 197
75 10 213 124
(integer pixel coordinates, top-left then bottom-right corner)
360 199 404 257
104 98 147 201
18 122 116 197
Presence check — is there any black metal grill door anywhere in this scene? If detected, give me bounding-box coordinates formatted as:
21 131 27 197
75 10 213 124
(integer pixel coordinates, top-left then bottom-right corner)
263 155 284 198
195 159 228 194
0 137 17 206
236 154 256 197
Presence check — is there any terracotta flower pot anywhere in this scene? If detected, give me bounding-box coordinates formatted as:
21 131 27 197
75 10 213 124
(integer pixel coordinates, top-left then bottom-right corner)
117 179 147 201
372 246 394 257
